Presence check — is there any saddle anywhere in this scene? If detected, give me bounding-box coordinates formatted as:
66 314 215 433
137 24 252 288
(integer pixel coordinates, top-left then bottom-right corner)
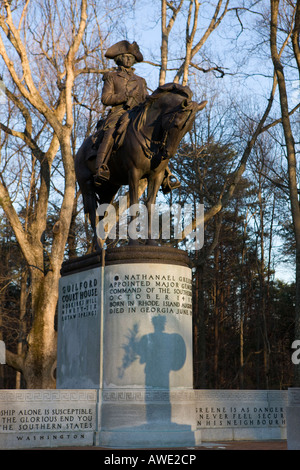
86 111 131 162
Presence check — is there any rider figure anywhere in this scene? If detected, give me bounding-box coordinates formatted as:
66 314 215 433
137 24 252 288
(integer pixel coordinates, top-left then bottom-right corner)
94 40 180 193
94 40 148 185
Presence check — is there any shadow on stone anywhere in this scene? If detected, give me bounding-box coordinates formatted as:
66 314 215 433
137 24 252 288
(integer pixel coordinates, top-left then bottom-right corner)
98 315 195 448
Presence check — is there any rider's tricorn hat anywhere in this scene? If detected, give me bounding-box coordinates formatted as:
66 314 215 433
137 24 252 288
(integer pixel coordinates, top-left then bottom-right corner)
105 40 144 62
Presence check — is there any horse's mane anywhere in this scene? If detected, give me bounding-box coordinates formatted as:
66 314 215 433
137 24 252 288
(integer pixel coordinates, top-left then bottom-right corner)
133 82 193 132
150 82 193 100
132 102 149 132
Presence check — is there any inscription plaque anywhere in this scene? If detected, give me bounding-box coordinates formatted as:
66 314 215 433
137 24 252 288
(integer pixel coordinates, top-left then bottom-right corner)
0 390 97 449
103 263 193 389
0 389 288 448
56 267 102 389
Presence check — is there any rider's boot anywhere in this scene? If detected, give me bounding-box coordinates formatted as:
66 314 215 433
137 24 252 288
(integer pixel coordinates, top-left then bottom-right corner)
93 134 113 185
161 167 181 194
94 155 110 185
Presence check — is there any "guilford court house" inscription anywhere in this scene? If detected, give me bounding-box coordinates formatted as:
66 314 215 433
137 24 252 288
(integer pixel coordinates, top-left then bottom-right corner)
60 278 99 321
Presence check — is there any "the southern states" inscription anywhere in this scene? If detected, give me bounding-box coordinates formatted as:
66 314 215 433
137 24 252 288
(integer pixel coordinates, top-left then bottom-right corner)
0 406 94 432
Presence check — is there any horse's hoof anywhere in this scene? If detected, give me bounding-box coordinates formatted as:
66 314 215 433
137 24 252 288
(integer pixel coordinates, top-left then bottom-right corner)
161 175 181 194
128 239 140 246
146 239 159 246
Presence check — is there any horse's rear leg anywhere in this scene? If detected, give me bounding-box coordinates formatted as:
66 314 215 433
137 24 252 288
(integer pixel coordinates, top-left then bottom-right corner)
82 180 103 252
85 213 103 252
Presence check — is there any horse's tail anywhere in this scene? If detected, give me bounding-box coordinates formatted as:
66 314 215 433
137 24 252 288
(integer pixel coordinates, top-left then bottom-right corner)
75 139 98 223
81 180 97 218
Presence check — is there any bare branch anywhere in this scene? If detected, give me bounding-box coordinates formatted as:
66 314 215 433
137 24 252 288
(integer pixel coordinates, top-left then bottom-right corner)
160 0 184 85
190 61 226 78
174 0 230 83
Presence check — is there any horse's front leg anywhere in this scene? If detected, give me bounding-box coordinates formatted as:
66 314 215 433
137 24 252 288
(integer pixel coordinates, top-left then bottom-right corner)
146 172 166 245
128 167 142 245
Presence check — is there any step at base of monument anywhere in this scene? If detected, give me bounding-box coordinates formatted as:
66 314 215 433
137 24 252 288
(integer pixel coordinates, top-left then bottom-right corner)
95 424 201 448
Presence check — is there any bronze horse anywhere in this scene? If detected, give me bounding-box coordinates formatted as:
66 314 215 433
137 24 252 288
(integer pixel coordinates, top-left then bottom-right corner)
75 83 207 249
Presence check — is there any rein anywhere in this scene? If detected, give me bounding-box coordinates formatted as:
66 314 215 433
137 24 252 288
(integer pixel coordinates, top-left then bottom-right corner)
131 102 181 161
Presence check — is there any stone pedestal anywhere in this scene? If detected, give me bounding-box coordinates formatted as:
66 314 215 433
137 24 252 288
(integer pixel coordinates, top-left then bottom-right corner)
57 246 200 447
57 252 103 389
287 387 300 449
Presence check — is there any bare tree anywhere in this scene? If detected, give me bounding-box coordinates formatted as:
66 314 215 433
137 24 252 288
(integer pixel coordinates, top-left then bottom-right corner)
0 0 108 388
158 0 230 86
159 0 184 85
270 0 300 385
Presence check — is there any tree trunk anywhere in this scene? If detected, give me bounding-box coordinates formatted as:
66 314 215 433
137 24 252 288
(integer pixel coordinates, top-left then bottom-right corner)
22 271 58 388
270 0 300 386
213 246 220 387
193 262 206 388
16 269 29 389
0 0 85 388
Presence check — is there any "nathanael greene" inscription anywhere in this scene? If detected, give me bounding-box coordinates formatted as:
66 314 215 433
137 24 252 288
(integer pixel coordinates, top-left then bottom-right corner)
107 272 192 316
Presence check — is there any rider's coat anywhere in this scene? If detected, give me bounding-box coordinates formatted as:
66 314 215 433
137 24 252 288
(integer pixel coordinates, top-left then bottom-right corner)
101 66 148 129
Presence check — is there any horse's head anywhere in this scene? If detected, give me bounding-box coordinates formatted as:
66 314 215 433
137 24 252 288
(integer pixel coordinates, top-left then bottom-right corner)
146 83 207 158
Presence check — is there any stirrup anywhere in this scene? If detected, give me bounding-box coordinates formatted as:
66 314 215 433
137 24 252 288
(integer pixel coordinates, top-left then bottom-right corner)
93 164 110 185
161 174 181 194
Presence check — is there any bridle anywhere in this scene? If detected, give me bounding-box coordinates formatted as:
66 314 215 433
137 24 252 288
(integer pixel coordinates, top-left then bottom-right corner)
131 96 194 161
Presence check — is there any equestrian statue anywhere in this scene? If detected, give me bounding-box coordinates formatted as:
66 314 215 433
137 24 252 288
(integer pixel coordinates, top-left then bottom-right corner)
75 40 207 250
